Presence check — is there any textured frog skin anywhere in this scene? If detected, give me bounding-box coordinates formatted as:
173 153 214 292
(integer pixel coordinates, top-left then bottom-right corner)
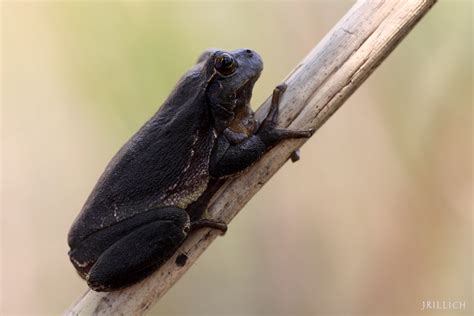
68 61 216 249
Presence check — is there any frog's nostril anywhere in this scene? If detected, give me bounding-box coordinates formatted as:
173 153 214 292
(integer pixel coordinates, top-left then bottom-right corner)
245 49 253 57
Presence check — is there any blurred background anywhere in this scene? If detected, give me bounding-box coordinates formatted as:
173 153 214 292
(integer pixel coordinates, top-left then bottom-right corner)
1 1 472 315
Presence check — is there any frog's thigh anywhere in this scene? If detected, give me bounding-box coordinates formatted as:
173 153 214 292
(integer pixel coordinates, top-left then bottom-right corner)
87 208 189 291
69 207 189 276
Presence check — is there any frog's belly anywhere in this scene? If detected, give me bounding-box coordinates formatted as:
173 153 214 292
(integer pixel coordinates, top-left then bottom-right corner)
161 128 214 210
161 167 210 210
163 181 208 209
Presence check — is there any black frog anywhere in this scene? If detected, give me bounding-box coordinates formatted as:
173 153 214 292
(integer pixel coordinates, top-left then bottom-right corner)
68 48 312 291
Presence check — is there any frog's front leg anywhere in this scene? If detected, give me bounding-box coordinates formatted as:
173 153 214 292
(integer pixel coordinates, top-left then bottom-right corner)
210 84 313 178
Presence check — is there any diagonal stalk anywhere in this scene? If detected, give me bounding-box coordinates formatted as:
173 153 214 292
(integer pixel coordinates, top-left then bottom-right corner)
66 1 437 314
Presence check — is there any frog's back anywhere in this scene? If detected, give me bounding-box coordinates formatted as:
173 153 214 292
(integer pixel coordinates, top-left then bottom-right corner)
68 66 215 247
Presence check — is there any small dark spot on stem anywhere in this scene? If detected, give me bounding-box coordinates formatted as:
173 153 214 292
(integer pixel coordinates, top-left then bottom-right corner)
342 28 354 35
175 254 188 267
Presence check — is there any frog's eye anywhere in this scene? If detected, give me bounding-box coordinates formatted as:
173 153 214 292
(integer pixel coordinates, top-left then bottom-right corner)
214 53 236 76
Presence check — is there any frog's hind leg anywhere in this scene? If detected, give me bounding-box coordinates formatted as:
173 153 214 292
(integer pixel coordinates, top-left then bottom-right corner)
85 207 190 292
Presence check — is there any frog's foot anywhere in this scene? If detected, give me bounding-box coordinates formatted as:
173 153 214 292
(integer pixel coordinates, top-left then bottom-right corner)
258 83 314 146
190 218 228 235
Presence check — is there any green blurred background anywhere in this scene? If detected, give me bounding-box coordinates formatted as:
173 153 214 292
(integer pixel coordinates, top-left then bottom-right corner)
1 1 472 315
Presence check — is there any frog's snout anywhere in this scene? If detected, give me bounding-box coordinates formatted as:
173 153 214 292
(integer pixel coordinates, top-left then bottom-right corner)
240 48 263 73
243 48 261 62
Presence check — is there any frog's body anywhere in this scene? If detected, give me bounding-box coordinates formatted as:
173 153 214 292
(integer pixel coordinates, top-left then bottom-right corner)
68 49 312 291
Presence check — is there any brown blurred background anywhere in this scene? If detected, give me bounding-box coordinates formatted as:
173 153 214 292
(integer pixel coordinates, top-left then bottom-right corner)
1 1 472 315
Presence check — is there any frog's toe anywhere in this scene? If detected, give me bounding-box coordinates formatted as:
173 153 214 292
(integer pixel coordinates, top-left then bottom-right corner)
266 83 288 123
274 83 287 95
190 218 228 235
290 149 301 162
275 127 314 140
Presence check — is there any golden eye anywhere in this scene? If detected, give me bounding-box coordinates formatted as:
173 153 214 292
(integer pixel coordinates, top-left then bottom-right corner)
214 53 236 76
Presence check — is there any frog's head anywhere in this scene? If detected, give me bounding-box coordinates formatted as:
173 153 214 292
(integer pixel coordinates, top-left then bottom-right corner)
201 49 263 133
